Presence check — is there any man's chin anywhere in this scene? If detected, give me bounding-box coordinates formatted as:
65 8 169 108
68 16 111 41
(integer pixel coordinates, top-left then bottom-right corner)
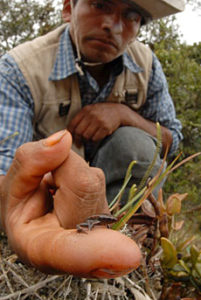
81 48 118 64
82 54 116 65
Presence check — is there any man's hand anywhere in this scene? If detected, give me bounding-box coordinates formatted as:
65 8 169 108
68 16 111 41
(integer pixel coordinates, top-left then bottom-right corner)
0 130 141 277
0 130 108 259
68 103 122 147
68 102 172 154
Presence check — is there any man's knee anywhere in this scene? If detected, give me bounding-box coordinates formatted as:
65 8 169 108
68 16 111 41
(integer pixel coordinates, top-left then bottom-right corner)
93 126 160 168
110 126 158 165
91 126 165 203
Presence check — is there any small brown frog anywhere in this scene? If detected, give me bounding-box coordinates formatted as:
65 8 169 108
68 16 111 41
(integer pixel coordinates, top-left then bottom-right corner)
76 214 117 233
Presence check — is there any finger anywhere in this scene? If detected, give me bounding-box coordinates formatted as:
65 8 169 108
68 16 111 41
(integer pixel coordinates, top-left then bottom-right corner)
43 172 55 188
92 127 108 141
42 172 56 197
72 117 92 137
52 150 109 228
11 181 53 226
18 219 141 279
4 130 72 204
67 110 85 134
73 134 83 148
81 123 99 140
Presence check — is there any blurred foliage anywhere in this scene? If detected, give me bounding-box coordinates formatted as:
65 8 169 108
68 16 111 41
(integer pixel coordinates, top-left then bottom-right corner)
0 0 62 55
139 12 201 214
188 0 201 11
0 0 200 210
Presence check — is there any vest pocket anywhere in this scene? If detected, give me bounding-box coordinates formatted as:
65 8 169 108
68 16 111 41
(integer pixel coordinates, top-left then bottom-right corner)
34 100 71 140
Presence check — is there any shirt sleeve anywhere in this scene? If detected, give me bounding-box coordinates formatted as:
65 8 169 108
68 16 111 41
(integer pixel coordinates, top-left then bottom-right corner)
0 54 34 175
140 53 183 156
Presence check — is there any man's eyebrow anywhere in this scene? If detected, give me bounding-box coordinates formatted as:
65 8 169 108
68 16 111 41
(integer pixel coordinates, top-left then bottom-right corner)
121 0 136 6
102 0 135 7
93 0 151 21
101 0 115 4
99 0 136 8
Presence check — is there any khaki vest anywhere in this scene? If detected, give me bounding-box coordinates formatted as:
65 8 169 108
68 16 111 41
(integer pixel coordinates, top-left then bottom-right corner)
9 24 152 157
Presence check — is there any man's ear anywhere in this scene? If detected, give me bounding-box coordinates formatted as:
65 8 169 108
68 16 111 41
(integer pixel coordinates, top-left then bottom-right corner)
62 0 72 22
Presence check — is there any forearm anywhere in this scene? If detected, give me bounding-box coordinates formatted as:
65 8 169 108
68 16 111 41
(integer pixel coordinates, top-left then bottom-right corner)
117 104 173 156
0 54 34 174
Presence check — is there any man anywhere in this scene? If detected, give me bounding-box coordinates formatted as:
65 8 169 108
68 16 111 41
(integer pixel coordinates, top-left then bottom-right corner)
0 0 184 247
0 0 184 205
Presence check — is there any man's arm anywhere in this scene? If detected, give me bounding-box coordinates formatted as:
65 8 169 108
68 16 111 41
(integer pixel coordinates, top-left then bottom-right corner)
68 102 172 155
0 54 35 230
0 54 34 175
115 104 173 155
68 53 182 157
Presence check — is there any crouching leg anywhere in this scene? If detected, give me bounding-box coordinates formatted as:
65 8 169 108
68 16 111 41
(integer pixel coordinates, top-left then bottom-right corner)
91 126 166 204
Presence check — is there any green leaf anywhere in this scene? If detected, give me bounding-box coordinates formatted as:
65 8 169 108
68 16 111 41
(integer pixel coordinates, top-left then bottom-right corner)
190 245 201 267
178 259 191 274
166 194 182 215
161 237 178 268
109 160 136 211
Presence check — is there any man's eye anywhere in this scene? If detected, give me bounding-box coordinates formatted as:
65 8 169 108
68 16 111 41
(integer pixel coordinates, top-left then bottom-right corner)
91 1 111 13
124 10 142 22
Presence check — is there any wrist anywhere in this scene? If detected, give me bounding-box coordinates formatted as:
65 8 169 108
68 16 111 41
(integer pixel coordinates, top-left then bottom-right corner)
116 104 132 126
118 104 138 127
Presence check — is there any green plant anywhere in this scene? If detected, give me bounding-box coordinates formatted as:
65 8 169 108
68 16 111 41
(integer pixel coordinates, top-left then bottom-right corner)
108 123 201 297
0 132 19 145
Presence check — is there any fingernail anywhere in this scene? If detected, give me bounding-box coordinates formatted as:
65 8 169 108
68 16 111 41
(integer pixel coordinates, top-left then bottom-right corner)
43 130 67 146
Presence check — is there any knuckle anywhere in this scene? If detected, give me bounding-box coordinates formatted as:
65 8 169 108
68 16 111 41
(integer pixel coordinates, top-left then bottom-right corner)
78 167 105 194
74 127 83 136
91 167 106 186
102 125 109 132
14 144 28 168
13 141 42 175
83 132 90 140
91 135 98 141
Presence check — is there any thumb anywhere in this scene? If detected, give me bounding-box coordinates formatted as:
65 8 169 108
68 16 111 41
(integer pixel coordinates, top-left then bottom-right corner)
4 130 72 203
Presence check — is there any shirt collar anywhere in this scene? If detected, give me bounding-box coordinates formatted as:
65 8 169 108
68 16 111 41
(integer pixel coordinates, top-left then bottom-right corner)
122 51 143 73
49 25 143 81
49 25 78 81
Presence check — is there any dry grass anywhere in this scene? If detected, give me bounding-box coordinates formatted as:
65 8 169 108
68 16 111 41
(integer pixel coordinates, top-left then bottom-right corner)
0 229 163 300
1 219 200 299
1 194 200 299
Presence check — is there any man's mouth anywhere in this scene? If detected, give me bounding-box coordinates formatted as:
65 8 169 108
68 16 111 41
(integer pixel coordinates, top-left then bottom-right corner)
87 37 118 50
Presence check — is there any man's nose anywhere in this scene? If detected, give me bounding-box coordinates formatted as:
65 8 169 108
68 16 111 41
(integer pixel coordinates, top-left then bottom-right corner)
102 12 123 34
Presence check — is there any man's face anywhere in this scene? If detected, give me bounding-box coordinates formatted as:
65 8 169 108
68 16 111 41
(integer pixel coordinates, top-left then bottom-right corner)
68 0 141 63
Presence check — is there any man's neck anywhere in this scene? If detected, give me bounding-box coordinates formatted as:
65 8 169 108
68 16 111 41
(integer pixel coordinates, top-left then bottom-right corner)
85 64 110 88
69 32 118 87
